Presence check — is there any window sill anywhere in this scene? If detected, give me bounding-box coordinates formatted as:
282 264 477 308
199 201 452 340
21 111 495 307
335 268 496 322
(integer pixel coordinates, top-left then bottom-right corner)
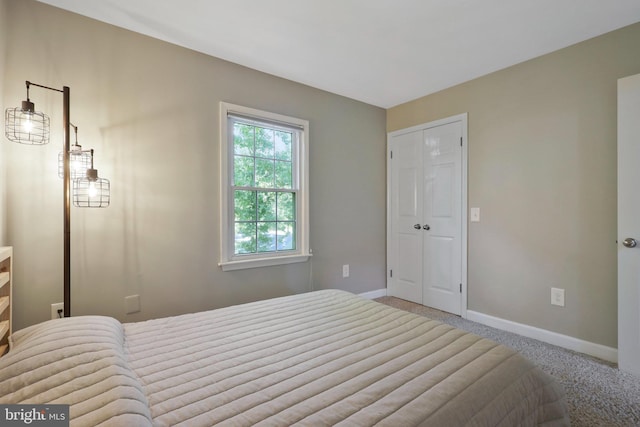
219 253 311 271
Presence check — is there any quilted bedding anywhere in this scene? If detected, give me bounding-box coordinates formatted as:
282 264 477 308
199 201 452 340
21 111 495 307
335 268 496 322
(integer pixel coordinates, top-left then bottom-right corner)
0 290 569 426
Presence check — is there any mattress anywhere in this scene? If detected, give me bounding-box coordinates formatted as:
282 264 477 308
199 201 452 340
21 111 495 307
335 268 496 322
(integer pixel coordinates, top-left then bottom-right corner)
0 289 569 426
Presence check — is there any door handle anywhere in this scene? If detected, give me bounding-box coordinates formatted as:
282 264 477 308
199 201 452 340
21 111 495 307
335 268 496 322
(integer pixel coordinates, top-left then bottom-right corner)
623 238 637 248
414 224 422 230
423 224 430 231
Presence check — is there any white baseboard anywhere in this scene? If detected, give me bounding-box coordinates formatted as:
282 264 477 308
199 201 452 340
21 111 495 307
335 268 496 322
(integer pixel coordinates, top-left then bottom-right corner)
359 288 387 300
467 310 618 364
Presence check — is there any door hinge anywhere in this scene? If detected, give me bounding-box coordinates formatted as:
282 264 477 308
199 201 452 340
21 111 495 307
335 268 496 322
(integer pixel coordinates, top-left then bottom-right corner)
390 269 393 278
460 137 463 146
390 150 393 159
460 283 462 293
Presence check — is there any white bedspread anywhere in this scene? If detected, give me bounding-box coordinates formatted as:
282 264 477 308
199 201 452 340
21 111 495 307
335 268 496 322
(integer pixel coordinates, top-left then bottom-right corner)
0 316 153 426
0 290 569 426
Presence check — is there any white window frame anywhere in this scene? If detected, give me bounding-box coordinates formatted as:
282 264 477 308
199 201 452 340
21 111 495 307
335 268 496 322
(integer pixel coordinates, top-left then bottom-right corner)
219 102 310 271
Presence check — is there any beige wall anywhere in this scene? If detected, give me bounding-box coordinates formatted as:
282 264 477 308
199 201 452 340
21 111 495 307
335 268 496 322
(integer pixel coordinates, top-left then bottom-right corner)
3 0 386 330
388 23 640 348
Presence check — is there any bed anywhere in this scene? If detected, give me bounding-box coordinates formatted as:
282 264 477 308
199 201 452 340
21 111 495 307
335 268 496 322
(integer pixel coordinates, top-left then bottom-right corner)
0 289 569 426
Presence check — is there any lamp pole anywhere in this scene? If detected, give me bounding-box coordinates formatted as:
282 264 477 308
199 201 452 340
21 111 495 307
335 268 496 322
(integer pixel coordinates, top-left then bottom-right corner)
63 86 71 318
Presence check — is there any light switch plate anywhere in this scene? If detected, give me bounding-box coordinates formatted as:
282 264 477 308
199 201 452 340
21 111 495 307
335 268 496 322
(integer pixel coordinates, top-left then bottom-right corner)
342 264 350 278
470 207 480 222
551 288 565 307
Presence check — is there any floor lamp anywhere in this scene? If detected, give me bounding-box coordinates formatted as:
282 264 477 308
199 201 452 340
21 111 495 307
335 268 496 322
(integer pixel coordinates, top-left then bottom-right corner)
5 81 110 317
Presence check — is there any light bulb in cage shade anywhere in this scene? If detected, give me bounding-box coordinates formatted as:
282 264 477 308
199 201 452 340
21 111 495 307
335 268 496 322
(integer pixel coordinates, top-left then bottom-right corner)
58 125 92 180
5 99 50 145
71 156 82 174
73 168 110 208
88 181 98 198
58 146 92 179
22 114 34 133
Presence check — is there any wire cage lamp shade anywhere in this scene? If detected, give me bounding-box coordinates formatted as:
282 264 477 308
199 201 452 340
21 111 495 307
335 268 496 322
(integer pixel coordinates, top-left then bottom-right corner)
5 100 50 145
58 126 91 179
58 148 92 179
73 168 110 208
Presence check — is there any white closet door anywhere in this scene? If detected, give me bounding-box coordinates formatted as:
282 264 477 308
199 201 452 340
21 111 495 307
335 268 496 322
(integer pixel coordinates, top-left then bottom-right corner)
388 130 423 304
423 121 463 315
617 74 640 376
387 115 467 315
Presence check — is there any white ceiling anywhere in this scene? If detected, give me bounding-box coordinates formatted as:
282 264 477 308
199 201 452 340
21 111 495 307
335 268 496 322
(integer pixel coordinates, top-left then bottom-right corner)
36 0 640 108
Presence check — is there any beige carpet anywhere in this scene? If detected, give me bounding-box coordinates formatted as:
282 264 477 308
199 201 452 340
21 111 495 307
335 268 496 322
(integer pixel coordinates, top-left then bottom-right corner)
375 296 640 427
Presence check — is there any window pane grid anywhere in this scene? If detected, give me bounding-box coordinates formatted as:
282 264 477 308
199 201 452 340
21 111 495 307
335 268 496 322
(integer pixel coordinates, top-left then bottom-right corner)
233 129 294 190
234 220 297 254
233 189 296 255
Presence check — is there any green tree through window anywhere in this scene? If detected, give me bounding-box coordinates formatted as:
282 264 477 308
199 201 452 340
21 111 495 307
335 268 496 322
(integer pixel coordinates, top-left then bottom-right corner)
233 123 296 255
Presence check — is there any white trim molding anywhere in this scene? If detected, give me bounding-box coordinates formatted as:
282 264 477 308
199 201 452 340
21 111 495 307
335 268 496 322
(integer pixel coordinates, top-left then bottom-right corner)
467 310 618 363
359 289 388 300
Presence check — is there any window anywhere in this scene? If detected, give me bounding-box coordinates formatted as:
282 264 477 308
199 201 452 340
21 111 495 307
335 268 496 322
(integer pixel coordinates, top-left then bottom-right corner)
219 102 310 271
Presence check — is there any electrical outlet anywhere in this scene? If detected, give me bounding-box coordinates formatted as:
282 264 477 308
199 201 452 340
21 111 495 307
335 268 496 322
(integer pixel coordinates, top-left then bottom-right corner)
51 303 64 320
342 264 350 278
551 288 565 307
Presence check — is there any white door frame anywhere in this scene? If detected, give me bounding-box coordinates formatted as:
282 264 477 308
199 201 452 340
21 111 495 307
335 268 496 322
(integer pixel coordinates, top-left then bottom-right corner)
387 113 468 318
